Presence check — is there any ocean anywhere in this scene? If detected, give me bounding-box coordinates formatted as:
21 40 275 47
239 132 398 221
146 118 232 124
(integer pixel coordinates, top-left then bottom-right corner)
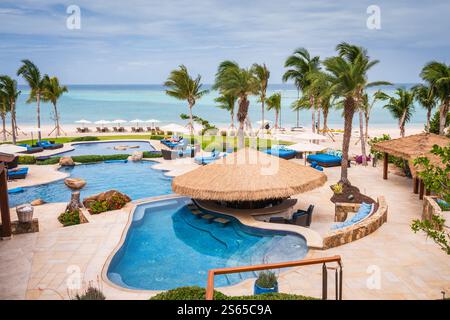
12 84 426 130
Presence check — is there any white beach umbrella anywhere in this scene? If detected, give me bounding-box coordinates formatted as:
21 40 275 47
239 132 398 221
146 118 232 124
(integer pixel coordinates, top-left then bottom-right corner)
0 144 27 154
75 119 92 128
296 132 328 141
95 120 111 128
145 119 160 129
160 123 190 134
111 119 127 126
129 119 144 127
288 142 327 153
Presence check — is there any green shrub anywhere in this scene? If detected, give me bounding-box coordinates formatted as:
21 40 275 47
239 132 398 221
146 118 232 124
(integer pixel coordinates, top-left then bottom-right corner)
36 157 61 165
71 136 100 142
149 286 316 300
18 156 36 165
429 110 450 135
73 285 106 300
89 201 109 214
255 271 278 289
58 210 80 227
142 151 162 158
368 134 391 160
149 135 165 140
71 154 129 163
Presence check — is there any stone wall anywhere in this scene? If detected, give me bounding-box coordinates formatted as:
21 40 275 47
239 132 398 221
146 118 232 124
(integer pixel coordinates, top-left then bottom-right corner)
334 202 361 222
323 197 388 249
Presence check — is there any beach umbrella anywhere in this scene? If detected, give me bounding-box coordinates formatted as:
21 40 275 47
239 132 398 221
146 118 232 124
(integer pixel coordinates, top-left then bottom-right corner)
288 142 327 164
129 119 144 127
296 132 328 141
256 119 273 125
0 144 27 154
95 120 111 128
111 119 127 126
75 119 92 129
160 123 190 134
145 119 160 129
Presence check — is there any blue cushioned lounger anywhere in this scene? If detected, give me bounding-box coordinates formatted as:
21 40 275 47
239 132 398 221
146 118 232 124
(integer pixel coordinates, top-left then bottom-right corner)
307 153 341 167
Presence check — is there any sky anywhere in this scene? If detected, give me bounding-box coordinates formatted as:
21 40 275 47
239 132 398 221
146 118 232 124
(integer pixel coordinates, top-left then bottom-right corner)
0 0 449 85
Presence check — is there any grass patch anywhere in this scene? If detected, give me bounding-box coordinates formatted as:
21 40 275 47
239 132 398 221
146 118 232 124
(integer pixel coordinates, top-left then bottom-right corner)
149 286 316 300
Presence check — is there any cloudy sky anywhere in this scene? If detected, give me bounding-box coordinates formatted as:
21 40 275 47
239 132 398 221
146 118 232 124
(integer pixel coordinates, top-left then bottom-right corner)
0 0 449 84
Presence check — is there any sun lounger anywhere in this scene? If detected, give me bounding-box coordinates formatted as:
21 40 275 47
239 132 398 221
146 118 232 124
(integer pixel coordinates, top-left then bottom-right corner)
269 205 314 227
263 147 296 159
194 151 222 165
307 151 342 167
5 156 19 169
18 144 44 154
7 167 29 180
36 141 63 150
76 127 84 133
113 127 119 132
8 187 24 194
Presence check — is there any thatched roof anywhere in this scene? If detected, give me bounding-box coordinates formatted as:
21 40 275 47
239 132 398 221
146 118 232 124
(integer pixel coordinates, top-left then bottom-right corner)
373 133 450 177
172 148 327 201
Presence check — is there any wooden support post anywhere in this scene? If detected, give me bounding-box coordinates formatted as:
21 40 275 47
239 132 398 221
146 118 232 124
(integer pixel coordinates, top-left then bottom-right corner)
425 189 431 196
383 152 388 180
413 177 419 194
0 165 12 239
322 263 328 300
419 179 425 200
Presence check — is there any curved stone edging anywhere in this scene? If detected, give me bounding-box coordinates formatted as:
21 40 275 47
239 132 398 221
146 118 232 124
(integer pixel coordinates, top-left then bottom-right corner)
322 196 388 249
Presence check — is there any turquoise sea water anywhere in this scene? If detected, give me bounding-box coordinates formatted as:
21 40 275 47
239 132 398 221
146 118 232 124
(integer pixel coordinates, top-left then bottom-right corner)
12 84 426 129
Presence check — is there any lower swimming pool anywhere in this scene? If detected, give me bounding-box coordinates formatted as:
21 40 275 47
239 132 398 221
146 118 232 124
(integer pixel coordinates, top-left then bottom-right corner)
107 197 308 290
8 161 172 207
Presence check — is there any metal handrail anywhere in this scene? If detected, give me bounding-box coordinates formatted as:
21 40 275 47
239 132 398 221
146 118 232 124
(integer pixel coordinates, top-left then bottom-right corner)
206 255 343 300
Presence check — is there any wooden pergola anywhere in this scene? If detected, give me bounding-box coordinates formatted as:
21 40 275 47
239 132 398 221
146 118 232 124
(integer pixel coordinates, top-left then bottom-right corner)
0 152 14 239
373 133 450 200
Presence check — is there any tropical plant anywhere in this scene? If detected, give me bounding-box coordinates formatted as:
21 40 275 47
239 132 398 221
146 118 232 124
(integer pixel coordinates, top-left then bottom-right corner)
42 75 68 137
331 182 344 194
17 59 46 141
215 93 237 129
265 92 281 129
323 42 390 184
213 61 258 148
413 84 437 132
164 65 209 135
58 209 80 227
378 88 415 138
429 110 450 135
251 63 270 129
180 113 217 134
0 75 21 144
420 62 450 135
282 48 320 129
412 214 449 255
255 271 278 289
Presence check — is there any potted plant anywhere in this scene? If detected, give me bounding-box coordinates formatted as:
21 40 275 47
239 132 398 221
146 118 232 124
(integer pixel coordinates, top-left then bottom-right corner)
254 271 278 295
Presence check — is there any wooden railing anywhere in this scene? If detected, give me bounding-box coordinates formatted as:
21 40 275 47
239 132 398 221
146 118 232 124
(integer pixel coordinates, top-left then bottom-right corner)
206 255 343 300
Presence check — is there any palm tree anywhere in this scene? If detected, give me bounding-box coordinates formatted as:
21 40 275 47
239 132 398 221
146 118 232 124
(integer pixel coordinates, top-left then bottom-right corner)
420 62 450 135
251 63 270 129
0 76 21 144
0 91 10 141
215 93 237 129
164 65 209 135
413 84 438 132
17 59 45 141
324 42 390 184
282 48 320 129
305 71 334 134
213 61 258 148
378 88 415 137
266 93 281 129
42 75 68 137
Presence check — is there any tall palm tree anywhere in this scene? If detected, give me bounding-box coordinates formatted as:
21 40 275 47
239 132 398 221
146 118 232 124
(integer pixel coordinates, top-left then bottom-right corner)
413 84 438 132
213 61 258 148
164 65 209 135
324 42 390 184
215 93 237 129
420 62 450 135
42 75 68 137
251 63 270 129
17 59 45 141
378 88 415 137
266 92 281 129
305 71 334 134
0 76 21 144
282 48 320 129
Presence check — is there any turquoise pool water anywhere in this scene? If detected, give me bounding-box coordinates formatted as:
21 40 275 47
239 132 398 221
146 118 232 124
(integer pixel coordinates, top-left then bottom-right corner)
8 161 172 207
56 141 154 157
107 198 308 290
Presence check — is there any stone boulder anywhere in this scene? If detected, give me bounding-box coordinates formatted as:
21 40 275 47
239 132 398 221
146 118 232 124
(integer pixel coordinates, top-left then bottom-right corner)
83 190 131 213
64 178 87 190
31 198 45 206
128 151 143 162
59 156 75 166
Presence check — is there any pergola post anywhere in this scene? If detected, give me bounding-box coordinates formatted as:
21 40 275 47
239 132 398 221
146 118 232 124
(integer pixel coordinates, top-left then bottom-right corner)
413 177 419 194
0 163 12 239
383 152 388 180
419 179 425 200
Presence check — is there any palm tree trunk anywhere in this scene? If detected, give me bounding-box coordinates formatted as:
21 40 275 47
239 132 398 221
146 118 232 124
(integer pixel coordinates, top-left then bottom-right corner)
237 96 250 149
1 113 6 141
340 97 355 185
188 103 194 136
323 110 329 133
37 94 42 141
230 111 235 129
399 111 407 138
11 101 17 145
274 110 279 129
53 102 61 136
317 108 321 134
359 111 367 166
364 112 370 142
425 108 432 132
439 100 449 135
296 89 300 127
261 97 265 129
310 96 315 133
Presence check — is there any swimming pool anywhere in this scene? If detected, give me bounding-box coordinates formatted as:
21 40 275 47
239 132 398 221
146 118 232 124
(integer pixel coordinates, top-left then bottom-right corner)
107 197 308 290
8 161 172 207
57 140 155 157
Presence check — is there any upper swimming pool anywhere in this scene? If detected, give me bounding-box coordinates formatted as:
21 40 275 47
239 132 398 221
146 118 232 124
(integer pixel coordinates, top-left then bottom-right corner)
56 140 155 157
107 197 308 290
8 161 172 207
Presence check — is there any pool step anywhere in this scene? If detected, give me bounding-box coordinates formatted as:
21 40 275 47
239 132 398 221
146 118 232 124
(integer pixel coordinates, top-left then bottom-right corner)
190 209 203 217
201 214 215 223
213 217 230 226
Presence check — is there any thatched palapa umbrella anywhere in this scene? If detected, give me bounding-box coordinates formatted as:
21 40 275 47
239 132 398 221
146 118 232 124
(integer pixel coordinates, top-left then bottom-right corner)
172 148 327 202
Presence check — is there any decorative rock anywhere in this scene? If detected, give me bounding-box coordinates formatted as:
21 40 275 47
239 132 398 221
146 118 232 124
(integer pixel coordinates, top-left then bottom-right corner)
64 178 87 190
347 194 354 201
128 151 143 162
31 198 45 206
59 156 75 166
83 190 131 212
